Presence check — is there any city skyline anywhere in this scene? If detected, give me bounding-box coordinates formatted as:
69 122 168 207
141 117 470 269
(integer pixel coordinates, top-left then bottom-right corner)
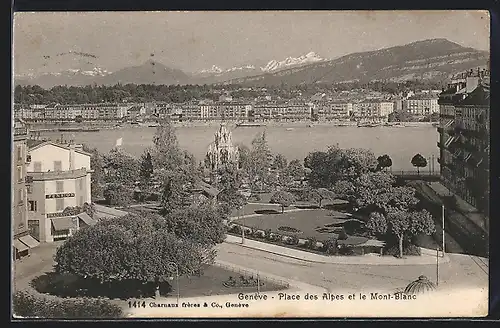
13 11 489 76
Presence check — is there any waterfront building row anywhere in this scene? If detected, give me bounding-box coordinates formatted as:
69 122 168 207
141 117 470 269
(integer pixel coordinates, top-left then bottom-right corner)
14 99 397 122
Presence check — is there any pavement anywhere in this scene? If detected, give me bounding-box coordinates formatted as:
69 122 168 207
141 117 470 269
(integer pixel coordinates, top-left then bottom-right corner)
216 242 488 294
224 234 450 266
427 181 489 234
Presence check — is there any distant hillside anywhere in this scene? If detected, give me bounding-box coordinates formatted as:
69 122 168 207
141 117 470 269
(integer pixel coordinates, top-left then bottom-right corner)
223 39 489 86
97 60 191 86
14 39 489 88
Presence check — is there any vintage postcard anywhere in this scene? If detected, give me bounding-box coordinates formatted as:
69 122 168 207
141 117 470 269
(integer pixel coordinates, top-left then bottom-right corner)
11 10 489 318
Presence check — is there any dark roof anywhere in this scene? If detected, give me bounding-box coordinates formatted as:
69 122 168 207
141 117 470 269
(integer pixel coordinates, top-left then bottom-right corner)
460 84 490 106
27 139 46 148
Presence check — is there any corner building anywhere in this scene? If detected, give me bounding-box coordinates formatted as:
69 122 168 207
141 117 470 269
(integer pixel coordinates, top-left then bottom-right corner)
12 122 40 260
26 141 92 242
437 69 489 215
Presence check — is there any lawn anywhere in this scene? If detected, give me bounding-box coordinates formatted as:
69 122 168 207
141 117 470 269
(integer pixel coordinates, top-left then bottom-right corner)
232 209 358 242
30 264 287 301
230 203 283 217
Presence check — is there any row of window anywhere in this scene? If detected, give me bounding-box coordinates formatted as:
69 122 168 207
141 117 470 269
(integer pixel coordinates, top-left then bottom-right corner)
28 195 85 212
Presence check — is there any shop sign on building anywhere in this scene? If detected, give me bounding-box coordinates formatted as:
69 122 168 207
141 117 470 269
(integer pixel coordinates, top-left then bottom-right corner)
45 193 75 199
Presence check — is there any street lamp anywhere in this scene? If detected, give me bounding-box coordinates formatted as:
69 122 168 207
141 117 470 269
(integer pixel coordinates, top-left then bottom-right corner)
167 262 180 304
240 206 245 244
441 204 445 258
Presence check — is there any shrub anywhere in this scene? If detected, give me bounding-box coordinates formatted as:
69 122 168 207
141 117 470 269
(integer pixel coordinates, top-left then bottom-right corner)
286 235 300 245
271 233 283 242
338 228 348 240
264 229 272 240
253 230 265 238
322 238 338 255
277 226 301 233
385 243 421 256
12 291 123 318
304 237 318 250
338 245 355 256
229 225 242 234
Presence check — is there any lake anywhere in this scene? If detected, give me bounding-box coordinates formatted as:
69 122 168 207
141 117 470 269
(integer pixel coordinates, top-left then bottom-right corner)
38 125 441 172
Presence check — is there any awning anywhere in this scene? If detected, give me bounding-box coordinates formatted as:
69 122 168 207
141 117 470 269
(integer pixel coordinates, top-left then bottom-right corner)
52 217 76 231
13 239 29 252
77 212 98 226
19 235 40 248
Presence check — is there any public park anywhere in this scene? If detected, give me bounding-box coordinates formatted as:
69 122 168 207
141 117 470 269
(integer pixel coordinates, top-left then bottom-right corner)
13 120 488 318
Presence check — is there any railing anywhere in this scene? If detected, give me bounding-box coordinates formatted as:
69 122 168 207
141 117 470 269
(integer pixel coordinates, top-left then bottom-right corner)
28 168 89 181
14 127 28 136
392 170 440 177
213 262 290 290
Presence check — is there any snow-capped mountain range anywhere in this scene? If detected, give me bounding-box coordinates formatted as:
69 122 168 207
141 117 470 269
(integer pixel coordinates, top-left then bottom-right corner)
14 40 488 88
196 51 327 75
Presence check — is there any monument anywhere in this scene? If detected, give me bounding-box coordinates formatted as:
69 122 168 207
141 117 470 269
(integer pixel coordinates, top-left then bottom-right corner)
205 123 239 171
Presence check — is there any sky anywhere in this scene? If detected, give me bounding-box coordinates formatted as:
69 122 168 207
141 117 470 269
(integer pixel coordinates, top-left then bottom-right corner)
13 10 490 76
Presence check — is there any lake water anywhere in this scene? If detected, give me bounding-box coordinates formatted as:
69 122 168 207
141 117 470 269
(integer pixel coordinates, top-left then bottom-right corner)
39 125 441 172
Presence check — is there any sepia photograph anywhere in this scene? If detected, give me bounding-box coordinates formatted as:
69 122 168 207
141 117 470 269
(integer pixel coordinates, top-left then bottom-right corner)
11 10 490 318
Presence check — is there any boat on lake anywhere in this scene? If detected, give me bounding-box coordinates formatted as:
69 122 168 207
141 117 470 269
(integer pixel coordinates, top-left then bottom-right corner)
357 122 380 128
58 127 100 132
235 122 266 127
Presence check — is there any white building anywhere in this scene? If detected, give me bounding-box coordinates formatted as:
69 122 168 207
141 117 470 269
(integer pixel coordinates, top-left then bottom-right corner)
26 141 93 242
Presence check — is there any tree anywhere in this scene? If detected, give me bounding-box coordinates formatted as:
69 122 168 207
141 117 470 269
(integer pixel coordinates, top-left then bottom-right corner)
152 119 183 172
286 159 305 181
62 203 96 218
385 210 435 258
377 154 393 171
54 213 213 296
82 145 104 201
164 204 227 246
411 153 427 175
139 149 154 187
272 153 288 171
160 170 193 215
246 132 272 190
236 143 251 171
309 188 336 208
103 148 140 186
353 171 396 210
103 184 134 206
304 146 378 188
270 190 296 213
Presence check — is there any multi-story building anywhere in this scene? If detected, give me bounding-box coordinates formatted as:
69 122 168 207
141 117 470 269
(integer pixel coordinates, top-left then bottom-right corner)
13 121 41 260
314 101 352 121
354 100 394 123
437 68 489 214
182 102 202 120
216 102 251 120
253 102 288 121
403 94 439 116
200 102 217 120
25 141 93 242
285 101 312 121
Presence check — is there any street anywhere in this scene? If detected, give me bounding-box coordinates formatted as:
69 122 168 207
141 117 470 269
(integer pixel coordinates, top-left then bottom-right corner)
216 242 488 293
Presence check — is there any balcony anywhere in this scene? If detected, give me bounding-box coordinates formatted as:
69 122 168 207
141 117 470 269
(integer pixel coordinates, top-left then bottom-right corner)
27 168 89 181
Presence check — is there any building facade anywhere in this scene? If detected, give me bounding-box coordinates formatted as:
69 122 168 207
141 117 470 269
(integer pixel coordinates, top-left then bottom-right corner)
354 100 394 123
25 142 93 242
437 69 489 214
403 95 439 116
12 122 40 259
314 101 352 121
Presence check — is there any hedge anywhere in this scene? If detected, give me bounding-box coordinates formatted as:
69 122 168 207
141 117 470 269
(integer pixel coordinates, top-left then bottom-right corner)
12 291 123 318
